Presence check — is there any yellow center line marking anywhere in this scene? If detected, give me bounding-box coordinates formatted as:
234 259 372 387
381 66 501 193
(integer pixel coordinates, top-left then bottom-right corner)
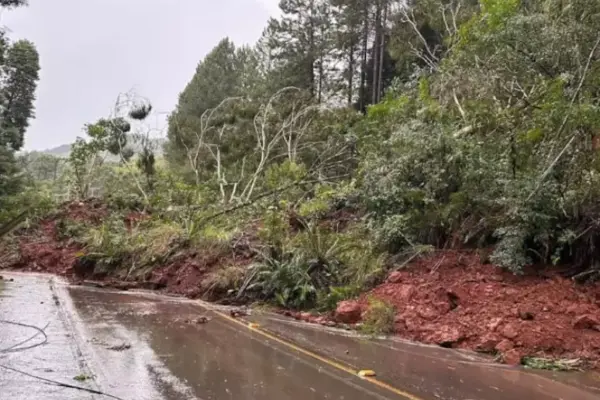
213 310 423 400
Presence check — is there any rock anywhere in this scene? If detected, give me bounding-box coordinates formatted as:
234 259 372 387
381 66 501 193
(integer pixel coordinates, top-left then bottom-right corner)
447 286 468 303
387 271 403 284
502 349 523 366
434 301 452 314
573 314 600 330
194 316 210 324
487 317 503 332
566 303 587 316
397 284 416 301
417 306 438 321
300 312 312 322
229 308 249 318
495 339 514 352
476 334 501 352
501 323 519 339
334 300 362 324
518 309 535 321
0 275 3 280
426 326 464 347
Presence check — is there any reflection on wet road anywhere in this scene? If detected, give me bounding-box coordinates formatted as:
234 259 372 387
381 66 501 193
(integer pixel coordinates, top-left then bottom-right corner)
1 273 599 400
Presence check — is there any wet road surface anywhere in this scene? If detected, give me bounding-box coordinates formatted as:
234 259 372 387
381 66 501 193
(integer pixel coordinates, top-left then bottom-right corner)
1 273 599 400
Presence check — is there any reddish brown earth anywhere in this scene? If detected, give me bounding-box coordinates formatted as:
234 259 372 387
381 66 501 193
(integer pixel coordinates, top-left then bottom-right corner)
0 200 254 302
342 251 600 368
4 200 108 276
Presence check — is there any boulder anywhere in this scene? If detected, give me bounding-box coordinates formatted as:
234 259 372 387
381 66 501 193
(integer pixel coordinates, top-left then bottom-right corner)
502 349 523 366
501 323 519 339
476 334 501 353
299 312 312 322
334 300 362 324
487 317 503 332
417 306 438 321
397 284 416 301
426 326 464 347
518 308 535 321
495 339 514 353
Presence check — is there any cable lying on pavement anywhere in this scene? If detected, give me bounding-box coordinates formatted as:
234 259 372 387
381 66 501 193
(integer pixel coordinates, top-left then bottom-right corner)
0 319 49 353
0 365 127 400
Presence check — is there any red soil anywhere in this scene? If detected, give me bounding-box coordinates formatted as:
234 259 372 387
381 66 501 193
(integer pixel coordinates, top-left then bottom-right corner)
359 251 600 367
1 200 255 301
6 199 108 276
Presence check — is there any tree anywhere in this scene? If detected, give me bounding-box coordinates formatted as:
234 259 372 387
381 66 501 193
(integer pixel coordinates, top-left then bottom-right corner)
267 0 334 103
166 38 257 167
0 0 27 8
0 0 40 214
0 40 40 150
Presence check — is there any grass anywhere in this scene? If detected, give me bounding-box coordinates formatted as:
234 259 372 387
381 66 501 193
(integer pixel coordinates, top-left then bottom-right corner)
522 357 583 372
359 296 396 336
73 374 92 382
203 265 245 297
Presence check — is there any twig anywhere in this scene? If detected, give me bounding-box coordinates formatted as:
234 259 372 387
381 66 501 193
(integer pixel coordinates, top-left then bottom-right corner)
0 320 49 353
0 364 126 400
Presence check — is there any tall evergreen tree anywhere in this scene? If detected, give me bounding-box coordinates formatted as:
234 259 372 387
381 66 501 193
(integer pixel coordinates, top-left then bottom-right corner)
0 0 40 219
0 39 40 150
166 38 265 171
268 0 333 103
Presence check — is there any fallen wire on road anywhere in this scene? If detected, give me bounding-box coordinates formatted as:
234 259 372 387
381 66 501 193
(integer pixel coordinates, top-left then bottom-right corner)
0 364 127 400
0 319 49 353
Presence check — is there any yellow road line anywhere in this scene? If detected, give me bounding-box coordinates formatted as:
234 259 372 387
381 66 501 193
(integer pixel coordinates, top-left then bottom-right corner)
213 310 423 400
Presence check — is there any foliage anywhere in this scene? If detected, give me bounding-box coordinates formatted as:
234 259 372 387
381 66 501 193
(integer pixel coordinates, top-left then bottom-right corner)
0 27 40 212
360 296 396 336
522 357 583 372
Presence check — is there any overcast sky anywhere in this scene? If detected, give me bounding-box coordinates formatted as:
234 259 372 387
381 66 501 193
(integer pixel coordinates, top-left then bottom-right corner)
1 0 280 151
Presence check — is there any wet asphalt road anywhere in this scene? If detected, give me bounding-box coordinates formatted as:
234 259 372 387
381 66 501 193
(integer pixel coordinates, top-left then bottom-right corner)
1 273 599 400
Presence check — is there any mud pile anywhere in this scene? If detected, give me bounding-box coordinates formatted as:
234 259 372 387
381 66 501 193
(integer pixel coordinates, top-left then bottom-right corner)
1 200 255 301
5 200 108 275
356 251 600 367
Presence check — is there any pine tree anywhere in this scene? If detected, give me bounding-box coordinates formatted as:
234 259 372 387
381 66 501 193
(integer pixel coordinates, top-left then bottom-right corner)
268 0 333 103
166 38 266 174
0 0 39 219
0 40 40 151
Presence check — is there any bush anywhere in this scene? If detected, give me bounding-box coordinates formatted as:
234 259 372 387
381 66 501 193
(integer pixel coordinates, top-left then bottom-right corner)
360 297 396 336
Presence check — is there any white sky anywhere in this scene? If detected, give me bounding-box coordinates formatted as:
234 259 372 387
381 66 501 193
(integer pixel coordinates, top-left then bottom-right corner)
2 0 281 151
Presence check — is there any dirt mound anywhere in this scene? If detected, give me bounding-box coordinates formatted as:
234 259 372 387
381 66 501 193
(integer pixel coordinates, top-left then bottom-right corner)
2 200 257 302
54 198 109 224
2 199 108 276
360 250 600 367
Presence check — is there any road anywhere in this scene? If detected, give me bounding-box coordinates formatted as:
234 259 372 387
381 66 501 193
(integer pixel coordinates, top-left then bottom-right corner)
1 273 599 400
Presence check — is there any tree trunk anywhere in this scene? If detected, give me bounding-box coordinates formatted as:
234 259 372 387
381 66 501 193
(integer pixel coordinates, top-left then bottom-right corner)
348 40 355 106
376 2 387 103
308 0 316 99
359 1 369 111
371 1 382 104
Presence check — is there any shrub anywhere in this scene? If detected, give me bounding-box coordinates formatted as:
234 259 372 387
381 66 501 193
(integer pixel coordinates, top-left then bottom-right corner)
360 297 396 336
